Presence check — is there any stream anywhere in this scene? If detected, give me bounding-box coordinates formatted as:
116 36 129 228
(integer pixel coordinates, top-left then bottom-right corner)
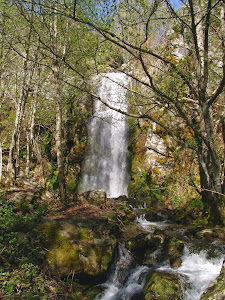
96 215 224 300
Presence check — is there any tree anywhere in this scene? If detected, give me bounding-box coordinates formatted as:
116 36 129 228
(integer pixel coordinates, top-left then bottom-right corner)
5 2 39 179
6 0 224 222
10 0 101 200
61 0 225 223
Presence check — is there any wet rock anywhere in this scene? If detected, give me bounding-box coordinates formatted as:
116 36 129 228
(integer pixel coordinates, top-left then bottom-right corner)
201 260 225 300
143 270 183 299
167 237 184 267
124 224 151 254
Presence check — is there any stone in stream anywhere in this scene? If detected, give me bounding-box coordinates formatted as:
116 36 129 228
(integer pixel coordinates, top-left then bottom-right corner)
143 270 183 300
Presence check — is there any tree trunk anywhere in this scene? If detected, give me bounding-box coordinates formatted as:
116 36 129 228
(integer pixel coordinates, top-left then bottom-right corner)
51 1 66 202
7 84 29 178
0 140 3 182
198 103 225 224
7 58 34 179
199 152 224 224
26 78 39 176
53 60 66 202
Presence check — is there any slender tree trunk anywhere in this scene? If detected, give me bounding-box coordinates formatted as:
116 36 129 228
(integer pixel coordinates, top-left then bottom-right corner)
0 140 3 182
52 4 66 202
26 73 39 176
7 80 29 178
53 60 66 202
7 59 33 179
221 115 225 194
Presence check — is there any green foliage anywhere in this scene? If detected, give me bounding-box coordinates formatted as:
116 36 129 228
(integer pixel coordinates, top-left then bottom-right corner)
0 191 49 298
42 131 54 159
0 264 46 298
0 196 46 266
150 185 166 202
191 197 204 209
49 170 59 190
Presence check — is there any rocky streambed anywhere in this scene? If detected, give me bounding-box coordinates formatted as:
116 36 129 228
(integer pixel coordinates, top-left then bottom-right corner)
40 190 225 299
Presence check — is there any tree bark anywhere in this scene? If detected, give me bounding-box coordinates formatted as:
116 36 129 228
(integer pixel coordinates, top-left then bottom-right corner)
0 140 3 182
26 80 39 176
7 58 35 179
52 2 66 202
53 60 66 202
197 101 224 223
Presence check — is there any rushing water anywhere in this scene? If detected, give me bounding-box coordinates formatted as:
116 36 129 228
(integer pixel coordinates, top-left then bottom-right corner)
138 216 224 300
97 216 224 300
96 244 149 300
176 247 223 299
80 73 129 198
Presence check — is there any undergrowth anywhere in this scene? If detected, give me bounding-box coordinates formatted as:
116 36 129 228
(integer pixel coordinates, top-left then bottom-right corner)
0 192 48 298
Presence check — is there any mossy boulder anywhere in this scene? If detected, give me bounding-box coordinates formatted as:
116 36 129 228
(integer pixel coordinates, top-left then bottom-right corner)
167 237 184 267
40 216 117 279
124 224 150 251
143 270 183 299
114 202 136 224
77 190 107 206
201 260 225 299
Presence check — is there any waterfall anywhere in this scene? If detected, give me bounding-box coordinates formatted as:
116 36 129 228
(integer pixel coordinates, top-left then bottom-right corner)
96 244 149 300
80 72 129 198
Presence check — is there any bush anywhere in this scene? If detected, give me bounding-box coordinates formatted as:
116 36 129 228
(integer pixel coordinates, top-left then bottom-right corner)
0 193 48 298
0 197 46 266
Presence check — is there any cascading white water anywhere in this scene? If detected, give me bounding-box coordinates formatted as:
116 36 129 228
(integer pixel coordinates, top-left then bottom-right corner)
80 73 129 198
157 246 224 300
177 247 224 300
96 244 149 300
94 207 224 300
137 215 224 300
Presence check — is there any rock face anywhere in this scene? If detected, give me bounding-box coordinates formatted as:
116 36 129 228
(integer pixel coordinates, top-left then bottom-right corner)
77 189 107 206
201 260 225 300
40 215 118 280
143 271 183 299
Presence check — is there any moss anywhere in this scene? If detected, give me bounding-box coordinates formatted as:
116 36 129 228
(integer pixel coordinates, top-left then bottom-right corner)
78 243 112 275
40 222 83 273
40 219 115 277
101 247 113 270
48 234 80 269
168 237 184 267
143 271 183 299
128 127 150 198
78 228 94 241
84 286 103 299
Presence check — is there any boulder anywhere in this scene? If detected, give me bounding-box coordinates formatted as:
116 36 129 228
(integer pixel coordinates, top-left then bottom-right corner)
77 189 107 206
201 260 225 300
40 215 117 280
167 237 184 267
143 270 183 299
